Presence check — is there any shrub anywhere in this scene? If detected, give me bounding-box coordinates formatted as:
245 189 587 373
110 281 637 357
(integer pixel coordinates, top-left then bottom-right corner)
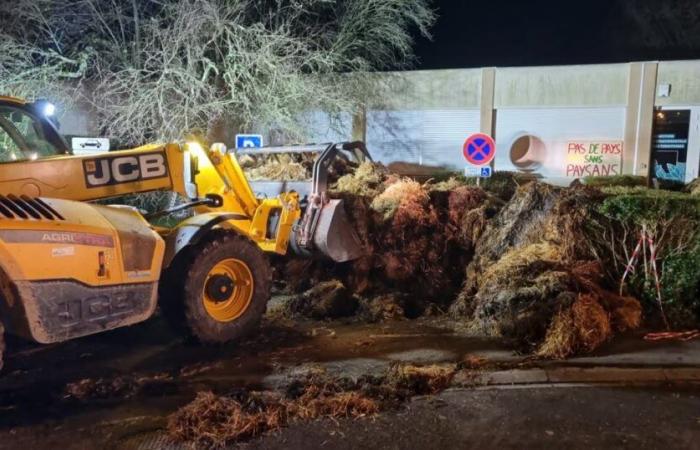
584 175 646 188
596 188 700 327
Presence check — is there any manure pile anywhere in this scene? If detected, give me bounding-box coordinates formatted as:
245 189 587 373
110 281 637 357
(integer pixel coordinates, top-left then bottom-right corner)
279 165 645 359
281 163 502 307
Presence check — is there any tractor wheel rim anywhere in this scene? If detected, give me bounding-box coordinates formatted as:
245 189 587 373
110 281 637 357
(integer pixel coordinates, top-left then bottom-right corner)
202 258 254 323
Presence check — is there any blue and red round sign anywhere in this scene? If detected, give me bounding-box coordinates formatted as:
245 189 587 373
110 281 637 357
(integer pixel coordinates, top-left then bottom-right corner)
463 133 496 166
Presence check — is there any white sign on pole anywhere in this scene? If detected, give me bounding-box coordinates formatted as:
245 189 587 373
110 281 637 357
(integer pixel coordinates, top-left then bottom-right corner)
71 137 111 155
464 166 492 178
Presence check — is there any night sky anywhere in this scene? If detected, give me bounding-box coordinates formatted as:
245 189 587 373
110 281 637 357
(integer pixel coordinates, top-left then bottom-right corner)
414 0 700 69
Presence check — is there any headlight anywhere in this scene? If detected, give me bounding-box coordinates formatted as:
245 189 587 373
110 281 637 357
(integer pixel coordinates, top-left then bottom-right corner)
185 141 204 157
43 102 55 117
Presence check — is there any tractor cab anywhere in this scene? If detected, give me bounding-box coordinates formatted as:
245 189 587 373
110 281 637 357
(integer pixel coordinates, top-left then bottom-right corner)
0 96 70 163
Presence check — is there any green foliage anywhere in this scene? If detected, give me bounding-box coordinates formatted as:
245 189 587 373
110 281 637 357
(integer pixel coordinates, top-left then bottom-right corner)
598 187 700 225
584 175 646 188
597 188 700 328
660 244 700 328
656 178 686 192
626 243 700 329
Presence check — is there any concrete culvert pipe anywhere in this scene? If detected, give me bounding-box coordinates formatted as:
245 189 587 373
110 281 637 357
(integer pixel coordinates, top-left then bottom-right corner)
509 133 546 172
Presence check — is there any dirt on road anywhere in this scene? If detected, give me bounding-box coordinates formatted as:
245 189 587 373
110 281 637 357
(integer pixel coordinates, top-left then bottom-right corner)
0 304 696 450
0 306 514 449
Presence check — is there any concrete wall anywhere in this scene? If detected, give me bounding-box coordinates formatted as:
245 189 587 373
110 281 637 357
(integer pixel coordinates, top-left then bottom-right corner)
370 69 482 110
656 61 700 106
364 69 483 168
494 64 629 108
348 60 700 182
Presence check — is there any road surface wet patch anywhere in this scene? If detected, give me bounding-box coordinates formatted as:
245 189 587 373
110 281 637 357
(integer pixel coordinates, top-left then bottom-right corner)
0 312 513 448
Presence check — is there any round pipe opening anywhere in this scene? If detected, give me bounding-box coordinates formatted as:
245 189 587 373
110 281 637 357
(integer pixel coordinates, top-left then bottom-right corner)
509 133 546 172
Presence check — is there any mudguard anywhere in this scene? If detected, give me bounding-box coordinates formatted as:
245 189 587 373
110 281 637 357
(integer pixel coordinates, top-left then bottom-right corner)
161 212 248 269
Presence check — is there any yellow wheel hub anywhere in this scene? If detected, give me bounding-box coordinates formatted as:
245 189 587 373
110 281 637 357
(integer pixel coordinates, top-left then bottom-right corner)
202 258 254 323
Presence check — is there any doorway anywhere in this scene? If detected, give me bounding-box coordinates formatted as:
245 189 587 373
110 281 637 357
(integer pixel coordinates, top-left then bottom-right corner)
651 109 691 183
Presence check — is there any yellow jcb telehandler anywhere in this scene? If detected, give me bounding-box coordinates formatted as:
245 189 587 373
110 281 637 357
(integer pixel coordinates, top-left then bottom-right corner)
0 96 369 371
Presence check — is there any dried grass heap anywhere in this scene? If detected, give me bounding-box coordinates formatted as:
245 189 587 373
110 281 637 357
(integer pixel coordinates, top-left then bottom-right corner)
454 183 643 358
244 153 313 181
280 165 645 359
168 363 454 448
282 170 495 306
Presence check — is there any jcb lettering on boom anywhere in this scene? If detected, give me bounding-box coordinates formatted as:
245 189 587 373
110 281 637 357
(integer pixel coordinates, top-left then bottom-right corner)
83 151 169 188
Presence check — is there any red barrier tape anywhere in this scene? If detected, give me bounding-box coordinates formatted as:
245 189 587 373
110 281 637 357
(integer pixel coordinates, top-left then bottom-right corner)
644 330 700 342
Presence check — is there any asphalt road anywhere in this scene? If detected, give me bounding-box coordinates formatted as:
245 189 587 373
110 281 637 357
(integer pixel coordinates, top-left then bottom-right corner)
245 386 700 450
0 313 698 450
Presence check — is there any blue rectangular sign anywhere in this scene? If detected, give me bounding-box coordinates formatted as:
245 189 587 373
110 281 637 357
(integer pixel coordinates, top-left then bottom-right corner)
235 134 263 149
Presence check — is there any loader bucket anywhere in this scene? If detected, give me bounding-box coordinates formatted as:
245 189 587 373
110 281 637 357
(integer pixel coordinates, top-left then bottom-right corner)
312 199 364 262
236 142 372 262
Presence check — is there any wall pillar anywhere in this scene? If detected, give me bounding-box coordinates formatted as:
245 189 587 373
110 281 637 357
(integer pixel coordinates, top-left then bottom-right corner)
351 106 367 142
624 62 658 176
480 67 496 137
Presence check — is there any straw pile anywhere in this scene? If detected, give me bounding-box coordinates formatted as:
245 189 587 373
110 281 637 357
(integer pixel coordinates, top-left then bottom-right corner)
278 163 643 358
168 363 456 448
454 183 642 357
281 169 498 308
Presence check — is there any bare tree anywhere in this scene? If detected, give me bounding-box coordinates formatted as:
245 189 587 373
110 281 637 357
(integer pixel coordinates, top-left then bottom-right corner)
0 0 435 145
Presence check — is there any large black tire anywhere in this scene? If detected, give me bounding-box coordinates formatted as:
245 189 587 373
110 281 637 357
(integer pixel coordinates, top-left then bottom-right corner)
163 230 271 344
0 321 4 373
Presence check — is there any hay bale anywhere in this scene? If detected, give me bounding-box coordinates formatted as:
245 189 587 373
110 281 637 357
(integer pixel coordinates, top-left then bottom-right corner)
281 164 495 302
608 296 643 331
457 183 637 356
460 243 573 347
465 183 604 292
570 293 612 353
447 186 487 216
536 308 578 359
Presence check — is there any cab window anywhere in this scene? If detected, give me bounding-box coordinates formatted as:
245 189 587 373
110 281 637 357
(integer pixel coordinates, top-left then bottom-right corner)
0 105 67 162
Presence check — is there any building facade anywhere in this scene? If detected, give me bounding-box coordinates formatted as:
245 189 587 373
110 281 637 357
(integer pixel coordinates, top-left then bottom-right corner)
304 61 700 183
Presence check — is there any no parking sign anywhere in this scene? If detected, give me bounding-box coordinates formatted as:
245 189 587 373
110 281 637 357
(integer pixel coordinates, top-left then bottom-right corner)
463 133 496 178
463 133 496 166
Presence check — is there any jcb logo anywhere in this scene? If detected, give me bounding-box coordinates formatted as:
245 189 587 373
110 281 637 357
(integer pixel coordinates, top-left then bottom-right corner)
83 151 169 187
